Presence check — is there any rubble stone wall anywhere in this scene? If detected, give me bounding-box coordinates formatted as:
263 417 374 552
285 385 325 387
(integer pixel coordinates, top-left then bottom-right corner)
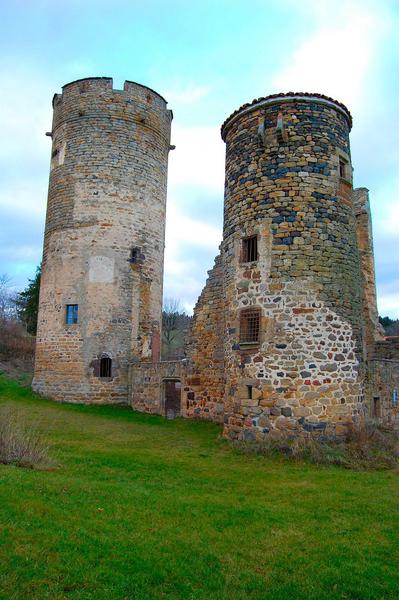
187 94 367 440
129 360 185 414
370 339 399 428
33 78 172 403
184 254 226 422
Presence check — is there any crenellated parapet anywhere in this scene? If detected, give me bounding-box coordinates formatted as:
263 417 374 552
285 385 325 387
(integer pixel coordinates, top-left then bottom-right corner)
33 76 172 404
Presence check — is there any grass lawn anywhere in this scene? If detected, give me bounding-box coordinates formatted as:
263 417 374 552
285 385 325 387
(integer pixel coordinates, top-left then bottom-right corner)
0 374 399 599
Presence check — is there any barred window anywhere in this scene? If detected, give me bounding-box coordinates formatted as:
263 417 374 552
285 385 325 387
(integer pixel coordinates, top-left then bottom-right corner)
240 308 261 343
66 304 78 325
242 236 258 263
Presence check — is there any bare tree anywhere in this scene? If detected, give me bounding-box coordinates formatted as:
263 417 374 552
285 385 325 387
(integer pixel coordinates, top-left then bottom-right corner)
162 298 192 360
162 298 181 357
0 274 16 320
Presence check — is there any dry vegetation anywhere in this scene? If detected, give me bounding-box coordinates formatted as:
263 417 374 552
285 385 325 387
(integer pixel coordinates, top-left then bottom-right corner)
234 424 399 470
0 407 52 469
0 318 35 364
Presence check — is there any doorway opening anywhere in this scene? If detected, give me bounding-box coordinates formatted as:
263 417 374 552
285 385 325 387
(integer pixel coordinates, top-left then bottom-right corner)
163 379 182 419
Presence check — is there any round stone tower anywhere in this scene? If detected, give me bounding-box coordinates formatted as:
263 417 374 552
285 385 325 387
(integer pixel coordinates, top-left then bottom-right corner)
33 77 172 404
220 93 365 438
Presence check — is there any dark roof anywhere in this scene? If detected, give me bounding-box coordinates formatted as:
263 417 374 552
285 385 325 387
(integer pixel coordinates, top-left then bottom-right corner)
221 92 352 139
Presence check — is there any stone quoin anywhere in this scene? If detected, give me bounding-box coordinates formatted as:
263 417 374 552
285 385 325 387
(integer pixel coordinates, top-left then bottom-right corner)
33 79 399 437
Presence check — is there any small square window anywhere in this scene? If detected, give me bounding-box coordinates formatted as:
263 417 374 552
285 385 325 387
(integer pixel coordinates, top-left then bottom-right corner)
66 304 78 325
240 308 261 344
242 236 258 263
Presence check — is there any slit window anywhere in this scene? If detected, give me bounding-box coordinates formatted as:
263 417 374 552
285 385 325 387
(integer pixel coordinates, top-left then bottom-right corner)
129 246 141 264
242 236 258 263
100 356 112 378
247 385 253 399
339 158 347 179
240 308 261 344
373 397 381 418
66 304 78 325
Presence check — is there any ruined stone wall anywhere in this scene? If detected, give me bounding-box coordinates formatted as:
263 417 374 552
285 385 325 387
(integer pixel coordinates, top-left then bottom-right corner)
33 77 172 403
217 94 365 440
129 255 225 421
184 254 226 422
129 360 185 414
353 188 384 355
369 339 399 428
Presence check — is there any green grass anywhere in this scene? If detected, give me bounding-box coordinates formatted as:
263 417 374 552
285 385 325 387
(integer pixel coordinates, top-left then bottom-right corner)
0 374 399 600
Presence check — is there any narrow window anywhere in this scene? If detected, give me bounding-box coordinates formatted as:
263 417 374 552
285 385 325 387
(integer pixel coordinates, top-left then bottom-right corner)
393 387 397 408
66 304 78 325
129 247 141 264
373 397 380 418
339 158 347 179
240 308 261 344
247 385 253 399
100 356 112 378
242 236 258 263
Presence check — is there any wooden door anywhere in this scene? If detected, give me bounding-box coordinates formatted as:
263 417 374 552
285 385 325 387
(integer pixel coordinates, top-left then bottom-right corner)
164 380 181 418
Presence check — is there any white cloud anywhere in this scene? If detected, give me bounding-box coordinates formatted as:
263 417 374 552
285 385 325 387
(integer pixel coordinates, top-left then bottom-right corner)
168 125 225 191
0 181 47 217
163 85 210 105
163 203 221 312
271 2 388 111
0 69 52 162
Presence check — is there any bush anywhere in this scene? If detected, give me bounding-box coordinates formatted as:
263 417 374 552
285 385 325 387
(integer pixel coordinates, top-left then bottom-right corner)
233 424 399 471
0 408 52 469
0 318 35 363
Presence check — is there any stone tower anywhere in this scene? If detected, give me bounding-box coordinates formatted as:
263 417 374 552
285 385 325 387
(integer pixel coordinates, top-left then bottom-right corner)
185 93 367 438
33 77 172 404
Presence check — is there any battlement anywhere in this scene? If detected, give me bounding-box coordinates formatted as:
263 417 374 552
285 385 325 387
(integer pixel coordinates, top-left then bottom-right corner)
221 91 352 140
50 76 172 140
52 76 169 109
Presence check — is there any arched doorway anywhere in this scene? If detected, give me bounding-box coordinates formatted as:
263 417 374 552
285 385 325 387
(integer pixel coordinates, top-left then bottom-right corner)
163 379 181 419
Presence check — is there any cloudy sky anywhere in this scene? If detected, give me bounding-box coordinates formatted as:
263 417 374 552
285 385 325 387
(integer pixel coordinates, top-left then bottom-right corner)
1 0 398 316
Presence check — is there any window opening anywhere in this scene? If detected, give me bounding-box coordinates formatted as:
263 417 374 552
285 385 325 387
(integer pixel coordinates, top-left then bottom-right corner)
247 385 253 399
100 356 112 378
240 308 261 344
339 158 347 179
66 304 78 325
373 397 380 418
242 236 258 263
129 247 141 264
393 387 397 408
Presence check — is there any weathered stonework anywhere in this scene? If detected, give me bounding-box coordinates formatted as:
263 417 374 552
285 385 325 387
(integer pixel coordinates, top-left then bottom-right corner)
369 339 399 428
35 81 399 435
33 77 172 403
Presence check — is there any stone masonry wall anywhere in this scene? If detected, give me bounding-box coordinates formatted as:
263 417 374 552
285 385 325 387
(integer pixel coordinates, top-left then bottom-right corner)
219 95 365 440
129 360 186 414
33 78 172 404
353 188 384 355
183 254 226 422
370 339 399 428
181 94 367 440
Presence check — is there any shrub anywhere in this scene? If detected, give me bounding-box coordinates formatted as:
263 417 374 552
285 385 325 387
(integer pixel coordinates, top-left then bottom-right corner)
233 424 399 471
0 408 52 469
0 318 35 363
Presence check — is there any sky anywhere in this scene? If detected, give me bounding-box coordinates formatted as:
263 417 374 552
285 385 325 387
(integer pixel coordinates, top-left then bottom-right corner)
0 0 398 316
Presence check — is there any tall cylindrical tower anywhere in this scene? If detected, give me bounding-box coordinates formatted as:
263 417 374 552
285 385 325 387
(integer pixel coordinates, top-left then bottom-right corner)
220 93 365 438
33 77 172 404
